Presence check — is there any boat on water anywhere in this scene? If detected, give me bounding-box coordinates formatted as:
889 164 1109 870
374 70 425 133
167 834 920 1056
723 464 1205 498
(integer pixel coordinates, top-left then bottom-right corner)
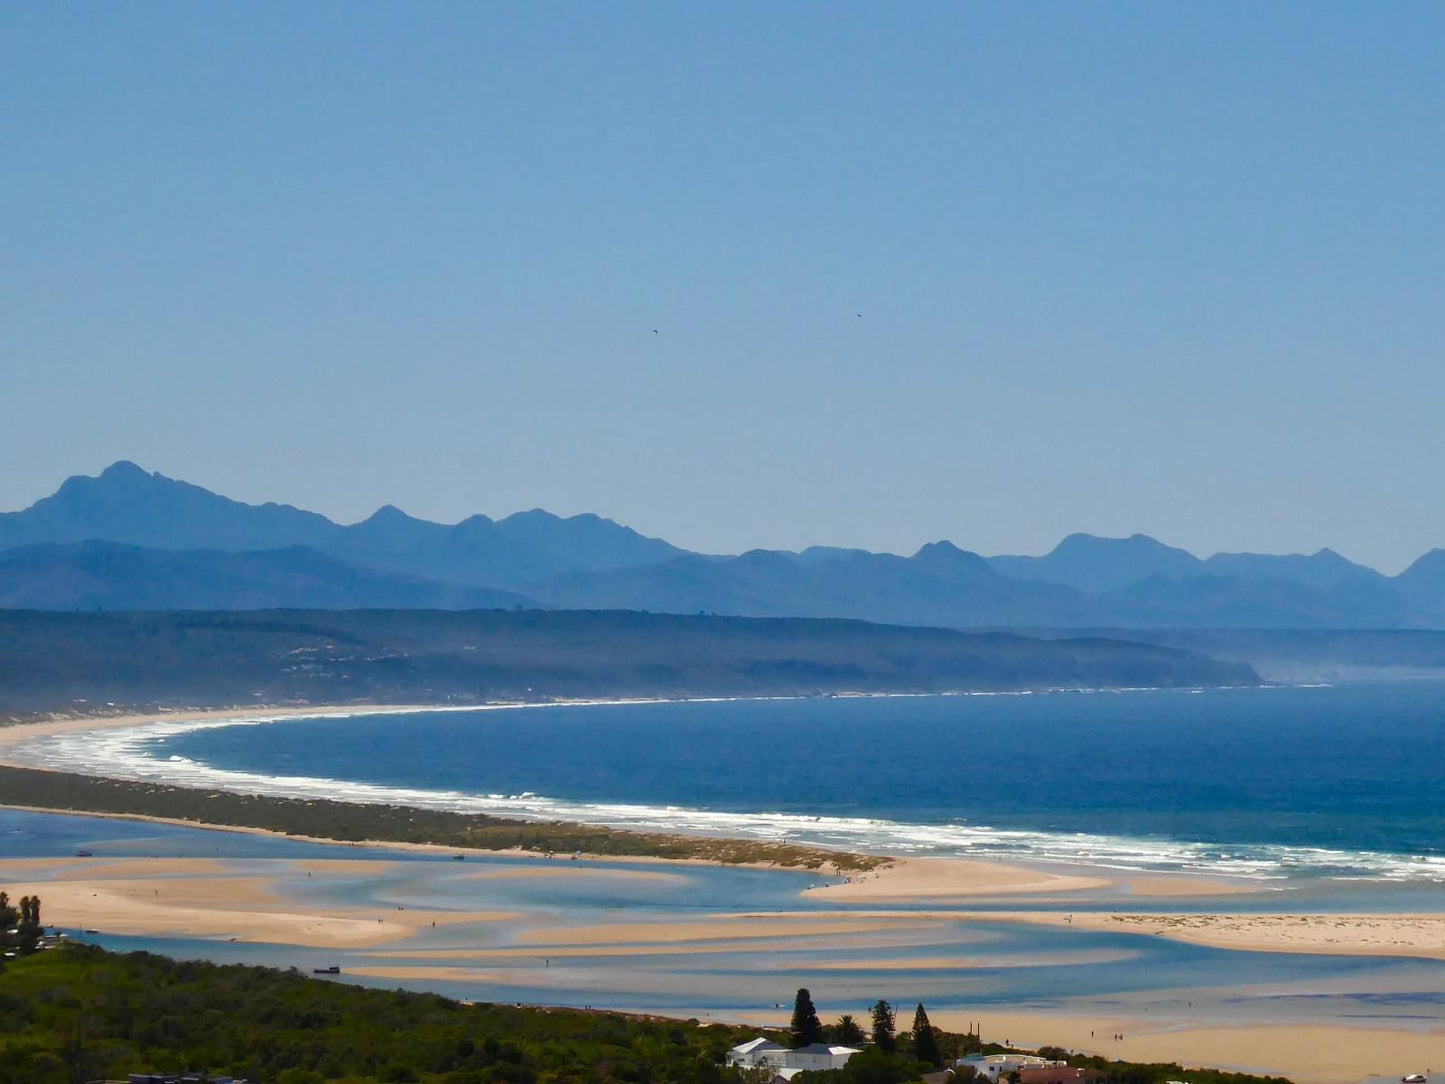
313 965 341 975
74 850 93 858
1401 1075 1427 1083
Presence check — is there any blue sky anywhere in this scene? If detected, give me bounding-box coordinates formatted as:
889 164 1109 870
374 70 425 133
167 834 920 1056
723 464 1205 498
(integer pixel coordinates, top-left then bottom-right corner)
3 3 1442 571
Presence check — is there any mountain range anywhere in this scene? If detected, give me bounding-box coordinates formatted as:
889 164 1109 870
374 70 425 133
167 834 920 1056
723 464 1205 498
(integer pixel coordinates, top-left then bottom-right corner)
2 461 1443 628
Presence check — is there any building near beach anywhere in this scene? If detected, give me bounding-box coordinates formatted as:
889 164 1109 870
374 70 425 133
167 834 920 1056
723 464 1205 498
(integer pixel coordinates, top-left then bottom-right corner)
727 1037 789 1069
787 1043 864 1070
727 1037 861 1072
957 1054 1068 1081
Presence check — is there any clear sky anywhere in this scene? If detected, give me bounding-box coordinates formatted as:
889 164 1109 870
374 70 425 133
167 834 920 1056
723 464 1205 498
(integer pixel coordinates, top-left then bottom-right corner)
4 3 1443 572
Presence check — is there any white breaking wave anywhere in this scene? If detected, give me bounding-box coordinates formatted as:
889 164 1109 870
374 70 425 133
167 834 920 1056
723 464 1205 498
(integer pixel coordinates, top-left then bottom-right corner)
11 704 1444 883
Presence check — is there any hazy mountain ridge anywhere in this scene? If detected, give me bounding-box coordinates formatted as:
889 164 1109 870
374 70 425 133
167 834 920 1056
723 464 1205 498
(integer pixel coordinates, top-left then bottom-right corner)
0 540 533 612
2 463 1443 627
0 462 685 590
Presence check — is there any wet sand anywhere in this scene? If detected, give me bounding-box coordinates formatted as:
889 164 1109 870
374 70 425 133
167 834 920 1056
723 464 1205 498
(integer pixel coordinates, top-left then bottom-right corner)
0 856 519 948
0 705 443 762
804 857 1111 900
1026 910 1445 960
5 846 1445 1082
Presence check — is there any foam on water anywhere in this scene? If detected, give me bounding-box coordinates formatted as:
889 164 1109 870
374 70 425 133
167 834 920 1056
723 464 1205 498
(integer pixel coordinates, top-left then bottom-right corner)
11 703 1445 884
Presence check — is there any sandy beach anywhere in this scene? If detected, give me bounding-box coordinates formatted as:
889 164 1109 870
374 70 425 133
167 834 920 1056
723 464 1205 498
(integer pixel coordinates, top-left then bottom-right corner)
0 855 521 949
3 840 1445 1083
1019 909 1445 961
804 856 1112 900
0 704 444 765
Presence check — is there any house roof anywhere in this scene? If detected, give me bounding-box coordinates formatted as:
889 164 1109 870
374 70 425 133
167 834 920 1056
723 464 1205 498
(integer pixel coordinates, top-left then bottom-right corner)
732 1037 786 1055
793 1043 862 1056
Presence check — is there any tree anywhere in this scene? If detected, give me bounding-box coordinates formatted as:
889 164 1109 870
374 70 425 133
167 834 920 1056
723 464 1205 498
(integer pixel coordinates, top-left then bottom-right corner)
911 1003 941 1068
834 1014 866 1046
870 999 895 1052
18 895 41 928
790 987 824 1048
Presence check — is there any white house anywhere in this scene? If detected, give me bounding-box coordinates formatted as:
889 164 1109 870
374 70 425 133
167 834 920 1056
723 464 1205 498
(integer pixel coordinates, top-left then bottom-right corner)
727 1038 861 1073
957 1054 1066 1081
727 1037 790 1069
787 1044 863 1071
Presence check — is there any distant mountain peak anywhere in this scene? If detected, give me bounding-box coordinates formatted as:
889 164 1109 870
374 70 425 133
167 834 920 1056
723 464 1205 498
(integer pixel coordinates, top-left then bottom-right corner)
911 540 992 572
99 459 152 480
1052 531 1189 555
914 539 967 558
364 504 417 524
989 532 1203 594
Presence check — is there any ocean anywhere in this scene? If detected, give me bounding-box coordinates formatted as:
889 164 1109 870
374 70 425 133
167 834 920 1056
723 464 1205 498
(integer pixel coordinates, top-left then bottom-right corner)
22 681 1445 884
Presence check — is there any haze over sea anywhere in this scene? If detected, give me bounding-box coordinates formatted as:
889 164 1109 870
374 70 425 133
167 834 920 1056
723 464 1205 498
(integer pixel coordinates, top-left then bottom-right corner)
31 683 1445 885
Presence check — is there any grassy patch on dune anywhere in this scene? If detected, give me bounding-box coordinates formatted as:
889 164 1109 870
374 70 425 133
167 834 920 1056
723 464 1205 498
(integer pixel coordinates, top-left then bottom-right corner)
0 763 885 871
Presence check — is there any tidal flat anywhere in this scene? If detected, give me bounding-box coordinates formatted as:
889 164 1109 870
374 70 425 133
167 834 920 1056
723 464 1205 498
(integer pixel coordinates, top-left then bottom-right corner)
4 807 1445 1083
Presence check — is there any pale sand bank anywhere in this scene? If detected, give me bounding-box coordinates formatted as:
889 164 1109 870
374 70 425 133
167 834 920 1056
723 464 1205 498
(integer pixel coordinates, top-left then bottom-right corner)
1038 910 1445 960
809 858 1262 903
0 856 521 949
1120 874 1262 898
0 704 444 763
805 857 1110 901
803 947 1137 970
517 916 933 946
719 906 1445 963
459 865 689 885
0 856 236 879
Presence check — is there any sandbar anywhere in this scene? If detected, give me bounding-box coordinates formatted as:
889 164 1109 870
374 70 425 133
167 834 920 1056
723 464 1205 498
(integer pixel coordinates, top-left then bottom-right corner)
517 916 934 946
1035 910 1445 961
805 857 1110 901
0 856 521 949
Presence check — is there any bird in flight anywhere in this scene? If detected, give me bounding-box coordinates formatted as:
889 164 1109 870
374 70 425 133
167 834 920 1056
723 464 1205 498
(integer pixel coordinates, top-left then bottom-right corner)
652 328 659 334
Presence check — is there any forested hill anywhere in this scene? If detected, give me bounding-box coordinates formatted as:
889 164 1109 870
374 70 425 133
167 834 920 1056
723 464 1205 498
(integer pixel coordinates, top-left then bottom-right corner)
0 946 1292 1084
0 609 1258 716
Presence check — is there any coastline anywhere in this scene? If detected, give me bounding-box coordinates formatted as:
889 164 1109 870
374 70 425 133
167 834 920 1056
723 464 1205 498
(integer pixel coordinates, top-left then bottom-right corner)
0 702 892 872
5 702 1445 963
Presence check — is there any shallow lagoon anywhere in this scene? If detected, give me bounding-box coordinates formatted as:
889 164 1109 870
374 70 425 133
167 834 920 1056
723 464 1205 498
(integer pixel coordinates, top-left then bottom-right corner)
6 807 1445 1036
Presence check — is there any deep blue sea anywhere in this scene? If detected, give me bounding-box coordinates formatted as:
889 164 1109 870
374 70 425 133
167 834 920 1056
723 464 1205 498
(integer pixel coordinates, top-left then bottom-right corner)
24 682 1445 882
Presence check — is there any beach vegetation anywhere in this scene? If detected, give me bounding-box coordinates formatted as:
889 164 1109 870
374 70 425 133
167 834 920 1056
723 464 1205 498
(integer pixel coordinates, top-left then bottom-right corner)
0 943 1296 1084
869 999 896 1052
791 988 825 1048
0 764 887 872
0 891 42 957
832 1014 865 1046
908 1003 940 1068
0 944 756 1084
